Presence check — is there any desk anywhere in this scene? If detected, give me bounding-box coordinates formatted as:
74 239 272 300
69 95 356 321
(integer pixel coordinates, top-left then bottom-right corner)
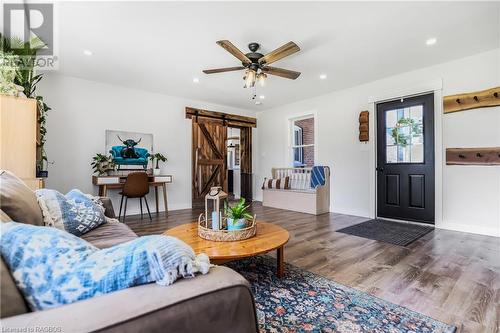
92 174 172 215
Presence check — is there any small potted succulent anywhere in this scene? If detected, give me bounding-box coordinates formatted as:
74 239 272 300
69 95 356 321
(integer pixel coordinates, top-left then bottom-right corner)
91 153 116 176
224 198 253 230
149 153 167 175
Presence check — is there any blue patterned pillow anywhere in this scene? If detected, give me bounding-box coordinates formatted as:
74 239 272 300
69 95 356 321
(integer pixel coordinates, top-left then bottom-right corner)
0 222 210 311
35 189 106 236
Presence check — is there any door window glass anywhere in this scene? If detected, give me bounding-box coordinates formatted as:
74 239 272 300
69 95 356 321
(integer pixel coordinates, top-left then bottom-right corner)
385 105 424 163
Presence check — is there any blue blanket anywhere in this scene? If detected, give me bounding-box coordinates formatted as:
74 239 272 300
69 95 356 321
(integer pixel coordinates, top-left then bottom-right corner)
311 166 328 188
0 222 211 310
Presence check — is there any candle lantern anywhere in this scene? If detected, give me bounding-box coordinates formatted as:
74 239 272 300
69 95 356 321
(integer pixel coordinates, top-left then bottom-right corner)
205 186 227 230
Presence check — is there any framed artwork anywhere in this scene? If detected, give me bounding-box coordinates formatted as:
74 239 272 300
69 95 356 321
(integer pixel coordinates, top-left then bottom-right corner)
105 130 154 153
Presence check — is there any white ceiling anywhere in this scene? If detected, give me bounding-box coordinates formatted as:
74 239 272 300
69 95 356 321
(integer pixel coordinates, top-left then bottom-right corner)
55 1 499 110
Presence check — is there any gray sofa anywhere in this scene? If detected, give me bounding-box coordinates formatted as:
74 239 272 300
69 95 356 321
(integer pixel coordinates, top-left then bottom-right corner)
0 171 258 333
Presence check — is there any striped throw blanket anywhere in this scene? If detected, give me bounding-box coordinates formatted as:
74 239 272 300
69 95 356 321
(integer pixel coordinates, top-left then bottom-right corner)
311 166 328 188
1 222 211 310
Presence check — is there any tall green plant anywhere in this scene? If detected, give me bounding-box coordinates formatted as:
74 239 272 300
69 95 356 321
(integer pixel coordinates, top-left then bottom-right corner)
1 34 51 171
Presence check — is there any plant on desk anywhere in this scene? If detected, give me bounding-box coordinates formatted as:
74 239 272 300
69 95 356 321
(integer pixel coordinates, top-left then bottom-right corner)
91 153 116 176
149 153 167 175
224 198 253 230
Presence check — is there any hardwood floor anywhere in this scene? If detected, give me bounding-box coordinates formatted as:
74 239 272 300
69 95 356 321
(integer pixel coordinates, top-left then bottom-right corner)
125 202 500 333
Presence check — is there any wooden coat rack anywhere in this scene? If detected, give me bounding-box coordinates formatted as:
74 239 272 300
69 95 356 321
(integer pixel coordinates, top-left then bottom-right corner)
443 86 500 114
446 147 500 165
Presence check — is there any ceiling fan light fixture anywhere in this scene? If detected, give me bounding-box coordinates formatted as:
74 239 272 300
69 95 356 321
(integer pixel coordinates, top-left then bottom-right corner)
204 40 301 89
244 69 256 88
257 73 267 87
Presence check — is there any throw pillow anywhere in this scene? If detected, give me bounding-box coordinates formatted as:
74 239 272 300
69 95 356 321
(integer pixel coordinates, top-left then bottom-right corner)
0 222 211 311
0 170 43 226
262 176 290 190
35 189 106 236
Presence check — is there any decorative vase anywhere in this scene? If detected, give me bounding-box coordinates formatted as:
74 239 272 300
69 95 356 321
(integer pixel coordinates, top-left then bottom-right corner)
153 168 161 175
227 218 247 230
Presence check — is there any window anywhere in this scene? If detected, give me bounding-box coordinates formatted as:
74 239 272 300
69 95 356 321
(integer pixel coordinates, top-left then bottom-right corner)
385 105 424 164
291 116 315 167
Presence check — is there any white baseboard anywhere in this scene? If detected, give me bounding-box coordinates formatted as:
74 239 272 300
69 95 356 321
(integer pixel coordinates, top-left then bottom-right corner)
119 202 192 216
436 221 499 238
332 208 370 218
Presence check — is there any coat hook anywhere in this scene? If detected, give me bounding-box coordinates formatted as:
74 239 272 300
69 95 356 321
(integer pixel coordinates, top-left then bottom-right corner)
455 98 461 104
473 96 479 102
476 152 483 158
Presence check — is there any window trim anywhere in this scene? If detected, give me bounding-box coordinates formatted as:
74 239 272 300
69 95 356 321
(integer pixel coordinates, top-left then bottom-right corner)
288 113 316 167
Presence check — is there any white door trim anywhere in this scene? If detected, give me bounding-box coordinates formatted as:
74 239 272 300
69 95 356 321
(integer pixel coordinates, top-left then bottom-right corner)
367 79 443 226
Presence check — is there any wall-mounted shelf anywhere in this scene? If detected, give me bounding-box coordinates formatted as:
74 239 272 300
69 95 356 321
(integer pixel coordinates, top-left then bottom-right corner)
359 111 369 142
443 86 500 114
446 147 500 165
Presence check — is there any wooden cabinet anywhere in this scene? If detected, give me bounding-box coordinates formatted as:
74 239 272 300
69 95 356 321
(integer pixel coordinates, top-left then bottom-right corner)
0 95 43 190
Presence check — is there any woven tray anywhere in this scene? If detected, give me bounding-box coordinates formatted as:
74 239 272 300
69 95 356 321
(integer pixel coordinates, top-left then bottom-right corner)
197 213 257 242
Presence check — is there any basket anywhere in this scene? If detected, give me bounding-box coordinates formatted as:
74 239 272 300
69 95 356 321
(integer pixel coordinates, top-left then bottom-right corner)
197 213 257 242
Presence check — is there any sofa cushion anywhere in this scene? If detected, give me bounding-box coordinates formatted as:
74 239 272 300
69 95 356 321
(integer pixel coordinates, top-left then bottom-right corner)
1 209 12 222
81 219 138 249
99 197 116 218
0 256 29 318
0 171 43 226
1 222 210 311
0 266 257 333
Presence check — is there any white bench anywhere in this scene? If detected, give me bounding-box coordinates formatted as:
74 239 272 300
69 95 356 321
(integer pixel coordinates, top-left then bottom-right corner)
262 167 330 215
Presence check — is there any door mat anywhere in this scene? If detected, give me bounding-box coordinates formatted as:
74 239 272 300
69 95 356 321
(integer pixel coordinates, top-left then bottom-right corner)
336 219 433 246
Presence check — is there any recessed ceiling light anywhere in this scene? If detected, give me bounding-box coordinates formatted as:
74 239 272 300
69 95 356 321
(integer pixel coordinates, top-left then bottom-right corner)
83 49 93 56
255 101 262 105
426 38 437 46
192 78 200 83
259 95 265 99
319 74 327 80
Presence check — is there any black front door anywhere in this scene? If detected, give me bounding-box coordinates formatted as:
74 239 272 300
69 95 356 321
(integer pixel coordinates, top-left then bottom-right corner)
377 93 435 224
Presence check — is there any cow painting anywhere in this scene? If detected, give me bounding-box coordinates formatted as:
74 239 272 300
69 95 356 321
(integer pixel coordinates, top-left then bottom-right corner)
117 135 141 159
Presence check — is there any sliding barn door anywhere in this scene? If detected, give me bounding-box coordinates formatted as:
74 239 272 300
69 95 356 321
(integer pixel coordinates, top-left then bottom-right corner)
240 127 253 202
192 118 227 206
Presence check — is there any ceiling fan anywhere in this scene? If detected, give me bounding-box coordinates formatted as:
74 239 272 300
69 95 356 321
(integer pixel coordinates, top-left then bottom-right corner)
203 40 301 88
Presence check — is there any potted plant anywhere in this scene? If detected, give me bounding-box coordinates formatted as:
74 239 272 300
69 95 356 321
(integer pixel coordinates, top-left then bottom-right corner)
224 198 253 230
149 153 167 175
91 153 116 176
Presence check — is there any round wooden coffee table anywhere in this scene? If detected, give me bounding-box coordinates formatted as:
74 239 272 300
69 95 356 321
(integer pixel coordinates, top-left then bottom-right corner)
165 221 290 277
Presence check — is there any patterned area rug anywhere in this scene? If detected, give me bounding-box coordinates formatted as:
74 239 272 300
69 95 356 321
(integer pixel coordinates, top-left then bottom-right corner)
226 256 456 333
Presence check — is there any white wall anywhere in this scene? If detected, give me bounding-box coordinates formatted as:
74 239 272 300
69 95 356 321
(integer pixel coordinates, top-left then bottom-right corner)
256 49 500 237
38 74 256 215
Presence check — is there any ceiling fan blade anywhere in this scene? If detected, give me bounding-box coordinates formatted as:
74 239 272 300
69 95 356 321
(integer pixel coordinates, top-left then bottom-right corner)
262 66 301 80
259 41 300 65
216 40 251 65
203 66 245 74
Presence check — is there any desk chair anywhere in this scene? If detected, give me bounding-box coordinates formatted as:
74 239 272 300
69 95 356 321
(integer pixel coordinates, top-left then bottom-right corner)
119 172 152 222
